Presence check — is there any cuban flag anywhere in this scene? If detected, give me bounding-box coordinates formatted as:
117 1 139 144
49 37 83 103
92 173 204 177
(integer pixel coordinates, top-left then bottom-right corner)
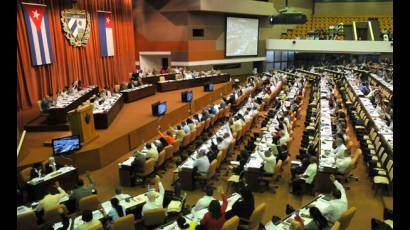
21 3 53 66
98 11 114 56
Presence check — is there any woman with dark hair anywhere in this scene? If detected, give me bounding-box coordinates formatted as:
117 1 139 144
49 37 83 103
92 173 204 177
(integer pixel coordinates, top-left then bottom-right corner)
199 192 228 230
305 207 329 230
107 198 125 223
225 186 255 220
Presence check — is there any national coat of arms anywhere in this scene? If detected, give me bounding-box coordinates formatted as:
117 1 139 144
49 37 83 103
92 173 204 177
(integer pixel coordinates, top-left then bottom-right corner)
61 8 91 47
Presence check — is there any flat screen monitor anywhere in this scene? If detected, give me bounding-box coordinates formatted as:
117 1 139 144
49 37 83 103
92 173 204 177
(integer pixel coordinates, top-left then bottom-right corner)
225 16 259 57
52 136 81 156
152 101 167 116
181 91 193 102
204 83 214 92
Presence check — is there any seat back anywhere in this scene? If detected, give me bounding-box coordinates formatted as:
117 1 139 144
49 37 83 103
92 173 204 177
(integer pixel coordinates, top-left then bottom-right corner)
114 84 121 93
37 100 43 112
137 159 155 177
79 194 100 212
216 151 223 168
222 215 240 230
20 166 33 183
17 211 39 230
247 202 267 230
181 134 191 147
207 159 218 179
156 150 166 168
352 149 362 169
274 160 283 179
143 208 167 226
44 204 68 225
111 214 135 230
189 129 197 143
88 223 104 230
338 207 357 230
164 145 173 160
171 140 181 155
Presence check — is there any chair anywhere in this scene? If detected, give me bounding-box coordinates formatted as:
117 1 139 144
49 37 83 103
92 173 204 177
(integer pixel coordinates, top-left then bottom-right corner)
330 221 341 230
238 202 267 230
17 211 39 230
259 160 283 192
43 204 68 225
143 208 167 227
19 166 33 183
155 150 166 170
111 214 135 230
338 207 357 230
181 134 191 148
171 140 181 155
135 159 155 184
88 223 103 230
195 159 218 187
164 145 173 161
222 215 240 230
79 194 100 212
114 84 121 93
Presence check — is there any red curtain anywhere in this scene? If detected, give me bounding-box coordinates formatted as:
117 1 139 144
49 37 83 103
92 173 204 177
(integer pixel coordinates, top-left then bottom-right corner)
17 0 135 111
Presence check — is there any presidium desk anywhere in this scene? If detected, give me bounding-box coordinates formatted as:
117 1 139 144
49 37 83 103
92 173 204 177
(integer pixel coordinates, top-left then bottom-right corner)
157 74 231 92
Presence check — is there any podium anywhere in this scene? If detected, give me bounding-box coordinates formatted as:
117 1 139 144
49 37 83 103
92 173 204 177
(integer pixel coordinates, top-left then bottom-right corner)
67 103 98 144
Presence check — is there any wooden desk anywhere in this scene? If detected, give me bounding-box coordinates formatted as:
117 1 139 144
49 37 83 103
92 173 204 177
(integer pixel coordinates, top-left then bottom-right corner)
47 86 99 124
141 73 176 85
26 167 79 202
157 74 231 92
121 85 156 103
93 95 124 129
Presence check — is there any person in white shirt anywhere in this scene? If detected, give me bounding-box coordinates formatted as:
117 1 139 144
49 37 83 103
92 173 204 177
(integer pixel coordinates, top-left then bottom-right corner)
216 137 228 151
193 149 211 176
194 186 215 211
336 149 352 174
258 150 276 175
34 182 67 212
319 175 348 224
112 187 131 201
142 175 165 216
331 138 347 158
302 157 318 184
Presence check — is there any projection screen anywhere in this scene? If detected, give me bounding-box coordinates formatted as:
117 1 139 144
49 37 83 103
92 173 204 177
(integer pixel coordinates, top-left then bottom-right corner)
225 17 259 57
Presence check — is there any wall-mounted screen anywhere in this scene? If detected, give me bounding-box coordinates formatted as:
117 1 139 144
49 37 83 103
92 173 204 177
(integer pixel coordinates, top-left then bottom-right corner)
225 17 259 57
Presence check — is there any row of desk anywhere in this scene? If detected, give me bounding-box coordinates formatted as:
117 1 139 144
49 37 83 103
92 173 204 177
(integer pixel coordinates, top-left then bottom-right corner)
243 77 303 192
93 94 124 129
43 75 230 129
22 166 79 202
342 70 393 153
47 86 99 124
265 194 331 229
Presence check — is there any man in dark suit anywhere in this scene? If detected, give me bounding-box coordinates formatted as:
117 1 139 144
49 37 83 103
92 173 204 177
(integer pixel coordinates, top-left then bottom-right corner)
69 171 96 210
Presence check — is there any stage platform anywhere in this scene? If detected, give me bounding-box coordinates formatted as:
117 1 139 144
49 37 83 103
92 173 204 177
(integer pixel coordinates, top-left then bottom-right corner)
17 82 232 173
